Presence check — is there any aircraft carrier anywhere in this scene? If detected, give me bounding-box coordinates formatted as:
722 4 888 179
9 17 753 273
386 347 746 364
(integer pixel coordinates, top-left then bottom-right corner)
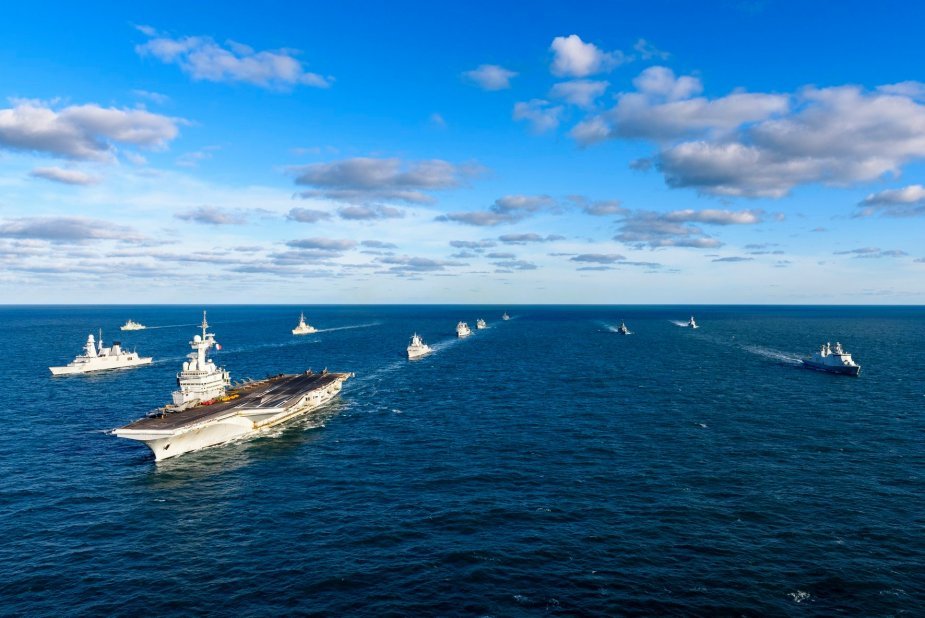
113 313 351 461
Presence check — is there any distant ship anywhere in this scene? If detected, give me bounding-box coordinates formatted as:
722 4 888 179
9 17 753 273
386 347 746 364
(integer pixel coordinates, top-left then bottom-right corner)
120 319 146 331
476 318 487 329
50 332 152 375
502 312 510 321
114 312 351 460
292 312 317 335
406 333 432 359
802 342 861 376
687 316 699 329
617 321 631 335
456 321 472 338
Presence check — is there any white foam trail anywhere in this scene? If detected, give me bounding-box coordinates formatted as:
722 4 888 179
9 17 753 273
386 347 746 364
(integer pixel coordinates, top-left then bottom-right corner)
313 322 381 333
741 344 802 365
669 320 691 327
140 323 199 330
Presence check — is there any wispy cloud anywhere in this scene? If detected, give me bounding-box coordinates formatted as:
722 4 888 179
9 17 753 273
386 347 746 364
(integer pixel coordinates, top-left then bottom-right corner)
498 233 564 244
612 208 762 249
286 207 331 223
439 195 555 226
549 80 609 109
29 167 99 185
379 255 466 273
570 253 626 264
175 206 247 225
513 99 563 133
712 256 754 262
337 204 404 220
567 195 625 216
857 184 925 217
287 237 357 251
0 216 142 243
291 157 480 205
463 64 517 90
135 27 331 89
833 247 909 258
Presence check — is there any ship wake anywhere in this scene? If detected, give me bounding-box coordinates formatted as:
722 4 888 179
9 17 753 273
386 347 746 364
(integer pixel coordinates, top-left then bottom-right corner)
740 344 802 365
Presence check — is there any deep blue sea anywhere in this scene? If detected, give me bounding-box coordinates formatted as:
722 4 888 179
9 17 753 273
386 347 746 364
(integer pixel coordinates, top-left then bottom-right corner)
1 305 923 616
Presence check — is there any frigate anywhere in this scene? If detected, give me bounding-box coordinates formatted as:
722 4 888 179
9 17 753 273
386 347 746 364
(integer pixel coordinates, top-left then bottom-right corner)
292 312 317 335
50 332 152 375
406 333 432 359
456 321 472 338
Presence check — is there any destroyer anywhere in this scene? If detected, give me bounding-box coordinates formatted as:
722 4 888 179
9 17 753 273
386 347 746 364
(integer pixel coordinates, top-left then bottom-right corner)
502 312 510 321
476 318 487 329
456 321 472 338
406 333 432 359
120 319 146 331
616 321 631 335
686 316 699 329
292 312 317 335
802 342 861 376
50 332 152 375
114 312 351 460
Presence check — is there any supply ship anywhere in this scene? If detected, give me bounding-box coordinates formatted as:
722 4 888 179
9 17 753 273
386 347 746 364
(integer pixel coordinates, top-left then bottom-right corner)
114 312 351 461
802 341 861 376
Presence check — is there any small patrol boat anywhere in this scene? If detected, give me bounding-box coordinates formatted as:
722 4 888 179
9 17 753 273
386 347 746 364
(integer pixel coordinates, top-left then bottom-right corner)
406 333 432 359
802 342 861 376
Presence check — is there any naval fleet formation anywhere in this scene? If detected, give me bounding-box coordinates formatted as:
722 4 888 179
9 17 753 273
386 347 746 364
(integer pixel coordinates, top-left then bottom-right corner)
50 310 862 461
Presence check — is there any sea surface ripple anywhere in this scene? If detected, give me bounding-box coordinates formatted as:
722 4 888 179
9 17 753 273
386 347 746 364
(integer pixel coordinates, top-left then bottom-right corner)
0 305 923 616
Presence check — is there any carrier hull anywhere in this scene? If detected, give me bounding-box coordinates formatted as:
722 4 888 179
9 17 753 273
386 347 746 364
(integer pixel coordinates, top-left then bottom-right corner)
114 371 350 460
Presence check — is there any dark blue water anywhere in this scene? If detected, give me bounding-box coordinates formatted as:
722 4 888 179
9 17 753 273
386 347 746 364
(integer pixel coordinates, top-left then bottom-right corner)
1 306 923 616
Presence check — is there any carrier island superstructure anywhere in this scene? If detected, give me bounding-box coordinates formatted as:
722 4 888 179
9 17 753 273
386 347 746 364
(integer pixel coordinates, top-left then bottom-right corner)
114 312 351 461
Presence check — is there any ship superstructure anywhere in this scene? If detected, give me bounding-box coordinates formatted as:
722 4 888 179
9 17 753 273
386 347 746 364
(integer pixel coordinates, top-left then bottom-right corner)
50 332 152 375
292 312 318 335
406 333 432 359
114 312 351 460
802 342 861 376
120 320 146 331
476 318 487 329
456 321 472 338
172 311 230 407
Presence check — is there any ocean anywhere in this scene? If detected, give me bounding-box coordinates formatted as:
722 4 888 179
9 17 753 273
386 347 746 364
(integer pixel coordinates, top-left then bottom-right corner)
0 305 922 615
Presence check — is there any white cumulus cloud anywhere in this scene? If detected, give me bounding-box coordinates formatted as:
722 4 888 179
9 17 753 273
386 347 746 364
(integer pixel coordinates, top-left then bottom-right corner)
0 100 182 160
550 34 628 78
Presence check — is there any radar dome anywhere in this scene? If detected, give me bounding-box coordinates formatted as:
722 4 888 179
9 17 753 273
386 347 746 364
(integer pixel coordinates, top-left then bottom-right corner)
193 335 202 342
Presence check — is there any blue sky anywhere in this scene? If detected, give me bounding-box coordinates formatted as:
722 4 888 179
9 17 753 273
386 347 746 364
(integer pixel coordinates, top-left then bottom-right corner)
1 1 923 303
